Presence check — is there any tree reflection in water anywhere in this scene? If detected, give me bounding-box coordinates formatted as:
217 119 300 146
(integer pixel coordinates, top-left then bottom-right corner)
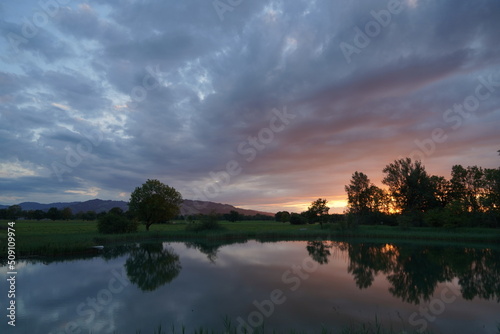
125 243 181 292
305 241 500 304
306 240 332 265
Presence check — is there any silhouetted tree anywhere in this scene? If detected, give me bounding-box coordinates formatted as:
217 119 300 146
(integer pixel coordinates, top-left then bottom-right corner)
7 205 22 220
109 207 124 216
46 207 61 221
306 198 330 228
289 212 307 225
129 179 183 231
345 172 374 214
226 210 241 222
450 165 485 213
61 207 73 220
275 211 291 223
382 158 433 214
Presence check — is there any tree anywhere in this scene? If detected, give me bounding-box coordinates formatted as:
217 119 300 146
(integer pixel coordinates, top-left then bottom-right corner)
289 212 307 225
61 207 73 220
306 198 330 228
483 168 500 212
370 186 392 214
32 210 45 220
6 205 22 220
275 211 291 223
428 175 451 209
226 210 241 222
382 158 433 214
129 179 183 231
345 172 375 214
83 210 97 221
47 207 61 221
450 165 487 213
109 207 124 216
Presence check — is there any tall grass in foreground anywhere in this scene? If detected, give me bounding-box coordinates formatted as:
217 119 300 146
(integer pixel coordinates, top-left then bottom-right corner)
117 320 433 334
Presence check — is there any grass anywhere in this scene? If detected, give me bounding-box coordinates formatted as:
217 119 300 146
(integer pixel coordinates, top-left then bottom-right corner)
1 219 500 257
113 319 432 334
118 321 428 334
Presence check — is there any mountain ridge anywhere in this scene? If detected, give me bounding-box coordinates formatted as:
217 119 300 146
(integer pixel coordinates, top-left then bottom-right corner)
0 199 275 216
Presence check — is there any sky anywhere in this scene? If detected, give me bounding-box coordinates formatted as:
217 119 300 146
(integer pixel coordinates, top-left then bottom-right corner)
0 0 499 214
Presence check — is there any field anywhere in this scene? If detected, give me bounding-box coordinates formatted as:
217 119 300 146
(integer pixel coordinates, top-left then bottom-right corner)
2 219 500 257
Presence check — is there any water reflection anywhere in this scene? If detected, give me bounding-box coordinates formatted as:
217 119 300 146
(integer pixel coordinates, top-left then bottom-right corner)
2 239 499 334
335 242 500 304
5 239 499 303
124 243 181 291
306 240 332 264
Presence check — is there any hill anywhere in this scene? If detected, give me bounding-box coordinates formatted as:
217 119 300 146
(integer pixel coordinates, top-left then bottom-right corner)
0 199 274 216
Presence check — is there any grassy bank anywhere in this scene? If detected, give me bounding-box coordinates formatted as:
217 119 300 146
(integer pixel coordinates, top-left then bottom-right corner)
130 322 433 334
1 219 500 257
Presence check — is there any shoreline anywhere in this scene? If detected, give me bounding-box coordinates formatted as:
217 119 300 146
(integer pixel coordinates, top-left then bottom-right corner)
2 220 500 258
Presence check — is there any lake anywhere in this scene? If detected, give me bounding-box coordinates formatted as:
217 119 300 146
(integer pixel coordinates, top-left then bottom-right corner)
1 240 499 334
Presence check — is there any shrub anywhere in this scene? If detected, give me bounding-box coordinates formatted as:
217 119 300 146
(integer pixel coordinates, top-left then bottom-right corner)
289 213 307 225
423 208 445 227
396 214 412 230
185 213 222 232
97 213 138 234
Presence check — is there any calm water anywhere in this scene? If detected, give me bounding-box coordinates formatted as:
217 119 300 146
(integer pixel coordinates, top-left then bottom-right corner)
1 240 499 334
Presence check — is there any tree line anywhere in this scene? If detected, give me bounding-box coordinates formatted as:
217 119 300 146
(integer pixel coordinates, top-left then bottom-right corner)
345 156 500 228
0 206 112 221
276 153 500 228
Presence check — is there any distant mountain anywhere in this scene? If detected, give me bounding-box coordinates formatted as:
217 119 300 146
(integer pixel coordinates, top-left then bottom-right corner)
181 199 274 217
1 199 274 216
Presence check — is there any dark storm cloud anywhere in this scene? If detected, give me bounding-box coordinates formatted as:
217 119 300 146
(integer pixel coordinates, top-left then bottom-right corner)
0 0 499 210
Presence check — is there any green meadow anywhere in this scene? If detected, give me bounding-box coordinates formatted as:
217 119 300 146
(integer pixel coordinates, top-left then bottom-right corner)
2 219 500 257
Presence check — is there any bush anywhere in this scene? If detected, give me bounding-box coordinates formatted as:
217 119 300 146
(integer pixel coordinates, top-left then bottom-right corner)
423 208 445 227
185 213 223 232
396 215 412 230
289 213 307 225
397 211 424 229
97 213 138 234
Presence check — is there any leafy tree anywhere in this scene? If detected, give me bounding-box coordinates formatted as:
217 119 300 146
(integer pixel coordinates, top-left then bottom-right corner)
370 186 392 214
129 179 183 231
428 175 451 208
289 212 307 225
450 165 485 213
482 168 500 212
382 158 433 214
109 207 124 216
47 207 61 221
7 205 22 220
61 207 73 220
345 172 386 214
83 210 97 221
306 198 330 228
32 210 45 220
275 211 291 223
226 210 241 222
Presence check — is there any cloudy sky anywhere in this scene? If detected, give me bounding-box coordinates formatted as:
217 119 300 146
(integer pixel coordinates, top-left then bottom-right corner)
0 0 499 213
